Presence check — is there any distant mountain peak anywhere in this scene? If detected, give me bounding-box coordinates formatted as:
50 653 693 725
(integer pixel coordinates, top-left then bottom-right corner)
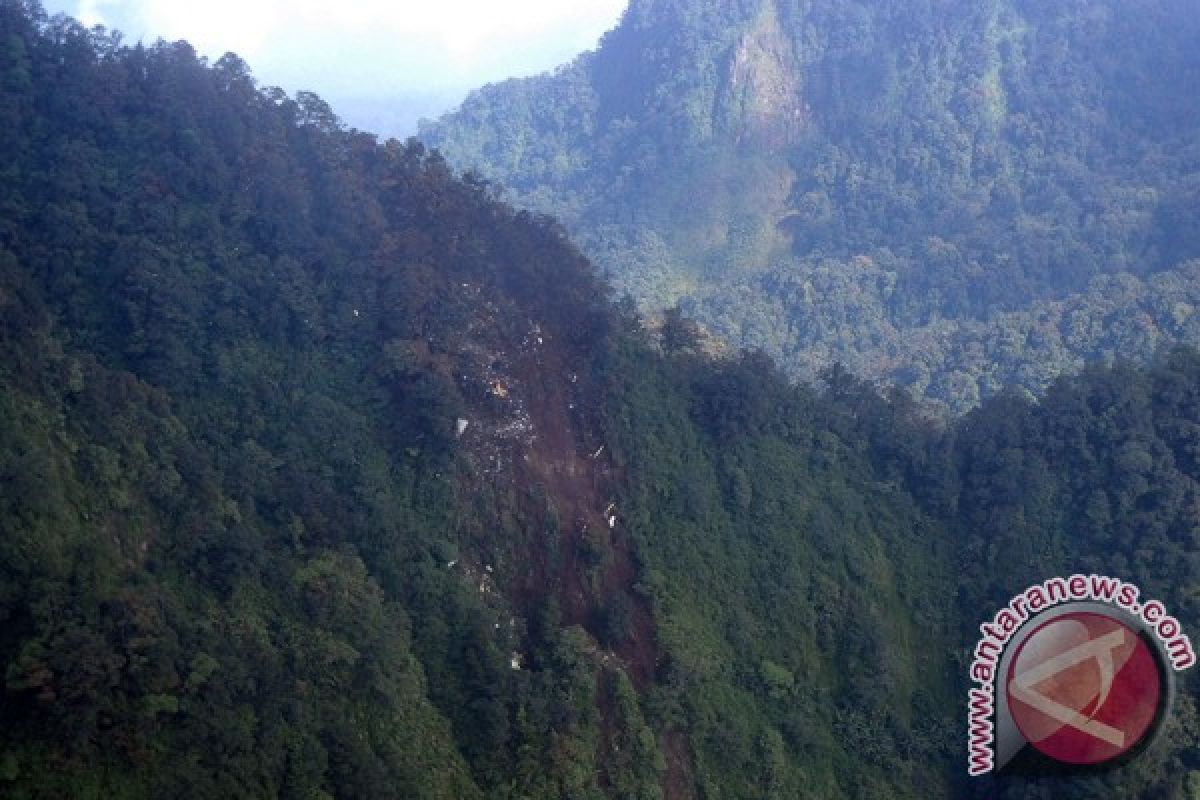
424 0 1200 412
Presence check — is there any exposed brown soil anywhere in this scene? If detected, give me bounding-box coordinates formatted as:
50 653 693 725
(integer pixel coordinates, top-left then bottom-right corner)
507 317 659 688
663 730 694 800
447 285 691 797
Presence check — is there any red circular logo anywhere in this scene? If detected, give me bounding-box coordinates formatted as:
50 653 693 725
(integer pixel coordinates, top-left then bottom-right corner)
1006 611 1162 765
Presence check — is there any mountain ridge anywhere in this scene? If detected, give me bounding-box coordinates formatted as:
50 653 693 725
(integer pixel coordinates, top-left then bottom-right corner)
421 0 1200 410
3 2 1200 798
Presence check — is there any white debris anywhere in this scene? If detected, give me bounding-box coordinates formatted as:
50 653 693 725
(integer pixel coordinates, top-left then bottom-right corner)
485 564 494 573
608 516 617 529
455 418 470 437
446 560 457 568
353 309 360 317
510 652 523 670
591 445 605 459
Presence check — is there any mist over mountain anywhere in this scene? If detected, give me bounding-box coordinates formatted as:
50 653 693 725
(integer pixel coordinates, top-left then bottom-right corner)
422 0 1200 410
2 2 1200 798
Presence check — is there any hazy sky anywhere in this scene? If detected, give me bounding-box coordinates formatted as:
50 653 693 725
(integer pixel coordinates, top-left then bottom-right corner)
41 0 628 137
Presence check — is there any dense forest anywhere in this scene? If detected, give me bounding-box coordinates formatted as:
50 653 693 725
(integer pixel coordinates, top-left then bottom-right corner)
422 0 1200 411
1 2 1200 798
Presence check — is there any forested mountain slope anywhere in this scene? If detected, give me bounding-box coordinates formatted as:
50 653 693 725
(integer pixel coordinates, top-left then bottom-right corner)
421 0 1200 411
2 3 1200 799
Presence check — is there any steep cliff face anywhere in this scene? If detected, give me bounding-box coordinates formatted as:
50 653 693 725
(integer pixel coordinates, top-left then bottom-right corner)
721 1 804 148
